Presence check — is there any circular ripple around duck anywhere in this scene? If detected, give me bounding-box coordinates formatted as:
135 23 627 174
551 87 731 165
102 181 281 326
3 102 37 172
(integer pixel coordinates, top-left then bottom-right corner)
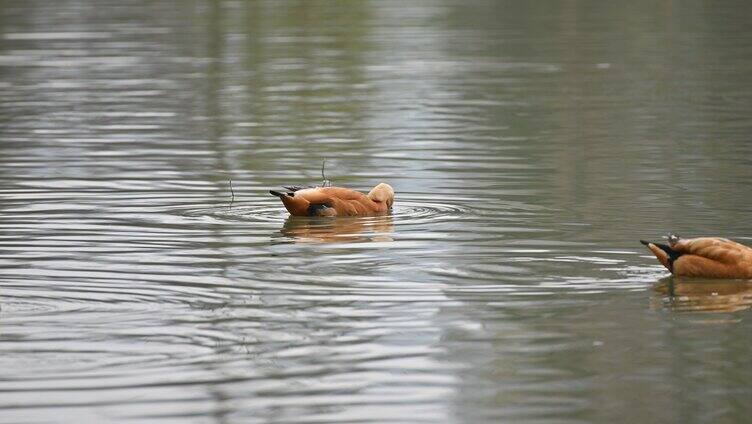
390 200 474 225
183 203 290 224
184 200 474 226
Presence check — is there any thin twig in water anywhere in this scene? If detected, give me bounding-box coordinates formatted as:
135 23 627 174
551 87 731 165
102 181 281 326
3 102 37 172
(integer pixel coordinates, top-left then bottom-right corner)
321 159 331 187
228 177 235 208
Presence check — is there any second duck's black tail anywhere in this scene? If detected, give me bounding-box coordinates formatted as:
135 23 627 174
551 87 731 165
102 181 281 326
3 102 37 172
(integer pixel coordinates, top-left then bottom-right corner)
640 239 683 268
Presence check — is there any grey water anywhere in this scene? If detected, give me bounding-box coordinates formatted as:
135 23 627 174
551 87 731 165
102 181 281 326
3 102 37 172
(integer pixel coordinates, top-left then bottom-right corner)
1 1 752 423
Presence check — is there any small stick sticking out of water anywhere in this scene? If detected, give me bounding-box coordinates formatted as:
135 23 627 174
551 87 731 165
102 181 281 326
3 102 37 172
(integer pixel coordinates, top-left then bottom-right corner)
228 177 235 208
321 159 331 187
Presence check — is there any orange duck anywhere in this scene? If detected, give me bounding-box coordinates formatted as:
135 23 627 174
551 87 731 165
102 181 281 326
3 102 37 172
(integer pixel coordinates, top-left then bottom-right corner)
270 183 394 217
641 234 752 279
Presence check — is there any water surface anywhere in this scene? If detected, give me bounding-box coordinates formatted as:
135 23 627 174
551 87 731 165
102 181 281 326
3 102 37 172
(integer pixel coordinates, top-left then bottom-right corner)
2 1 752 423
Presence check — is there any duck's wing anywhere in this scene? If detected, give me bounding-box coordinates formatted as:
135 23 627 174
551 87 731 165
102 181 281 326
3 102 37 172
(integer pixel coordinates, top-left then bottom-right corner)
317 187 367 200
294 188 336 204
301 187 379 216
269 187 333 216
642 235 752 278
671 237 750 264
669 237 752 278
292 188 346 216
271 186 380 216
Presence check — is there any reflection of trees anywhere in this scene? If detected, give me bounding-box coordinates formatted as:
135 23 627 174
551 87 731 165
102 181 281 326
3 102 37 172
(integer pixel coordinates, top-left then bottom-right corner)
3 0 751 421
204 1 375 178
420 8 752 419
442 1 752 240
191 4 378 419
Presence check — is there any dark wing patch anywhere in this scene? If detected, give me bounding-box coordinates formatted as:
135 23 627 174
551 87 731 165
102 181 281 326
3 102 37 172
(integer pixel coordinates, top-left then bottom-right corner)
307 203 335 217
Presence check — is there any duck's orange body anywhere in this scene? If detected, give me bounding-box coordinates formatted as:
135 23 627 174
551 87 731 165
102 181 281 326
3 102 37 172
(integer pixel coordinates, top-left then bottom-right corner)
641 235 752 279
270 183 394 217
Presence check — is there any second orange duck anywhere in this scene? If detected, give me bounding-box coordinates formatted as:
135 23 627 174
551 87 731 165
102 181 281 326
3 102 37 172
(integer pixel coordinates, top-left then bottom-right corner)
641 234 752 279
270 183 394 217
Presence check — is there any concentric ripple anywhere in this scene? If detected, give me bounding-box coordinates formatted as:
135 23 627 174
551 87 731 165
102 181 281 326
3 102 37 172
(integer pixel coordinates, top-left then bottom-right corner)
183 199 475 227
3 0 752 422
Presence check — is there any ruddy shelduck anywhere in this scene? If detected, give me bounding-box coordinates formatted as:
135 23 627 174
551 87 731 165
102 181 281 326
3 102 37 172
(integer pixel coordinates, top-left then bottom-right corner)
641 234 752 279
270 183 394 217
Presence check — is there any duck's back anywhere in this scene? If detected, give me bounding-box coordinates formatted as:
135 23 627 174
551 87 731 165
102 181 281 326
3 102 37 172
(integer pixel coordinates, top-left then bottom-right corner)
673 237 752 278
272 186 388 217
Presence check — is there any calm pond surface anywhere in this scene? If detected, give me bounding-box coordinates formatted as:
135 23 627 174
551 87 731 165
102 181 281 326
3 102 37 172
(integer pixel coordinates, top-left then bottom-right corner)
2 1 752 423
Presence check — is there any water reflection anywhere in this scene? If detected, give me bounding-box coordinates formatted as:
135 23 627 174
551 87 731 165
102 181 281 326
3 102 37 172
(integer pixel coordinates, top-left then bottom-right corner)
279 214 394 243
2 0 752 422
652 277 752 313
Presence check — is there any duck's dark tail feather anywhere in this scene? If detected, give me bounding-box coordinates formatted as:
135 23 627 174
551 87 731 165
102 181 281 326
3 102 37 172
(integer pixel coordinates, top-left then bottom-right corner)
271 185 312 198
270 190 288 198
641 239 683 269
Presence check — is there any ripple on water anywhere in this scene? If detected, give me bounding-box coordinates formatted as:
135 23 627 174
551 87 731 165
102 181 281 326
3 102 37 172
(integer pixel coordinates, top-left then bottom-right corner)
183 199 476 227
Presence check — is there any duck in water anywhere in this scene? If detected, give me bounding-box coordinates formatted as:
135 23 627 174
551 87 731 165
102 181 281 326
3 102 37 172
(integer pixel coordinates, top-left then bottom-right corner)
270 183 394 217
641 234 752 278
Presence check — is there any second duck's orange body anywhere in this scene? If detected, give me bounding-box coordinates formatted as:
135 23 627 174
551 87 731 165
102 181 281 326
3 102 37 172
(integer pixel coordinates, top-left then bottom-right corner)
270 183 394 217
641 235 752 279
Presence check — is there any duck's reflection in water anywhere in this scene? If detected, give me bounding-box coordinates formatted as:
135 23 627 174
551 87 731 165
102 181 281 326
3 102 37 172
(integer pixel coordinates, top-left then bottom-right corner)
279 214 394 243
652 277 752 313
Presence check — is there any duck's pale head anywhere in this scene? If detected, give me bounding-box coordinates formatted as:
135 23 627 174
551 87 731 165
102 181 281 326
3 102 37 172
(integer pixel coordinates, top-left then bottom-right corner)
367 183 394 209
